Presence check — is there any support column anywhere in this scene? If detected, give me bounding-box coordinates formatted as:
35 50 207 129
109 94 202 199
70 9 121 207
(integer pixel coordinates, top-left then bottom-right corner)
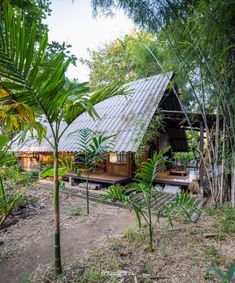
69 176 75 186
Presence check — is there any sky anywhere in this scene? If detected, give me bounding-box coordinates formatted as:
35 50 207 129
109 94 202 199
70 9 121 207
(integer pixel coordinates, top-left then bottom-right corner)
45 0 135 81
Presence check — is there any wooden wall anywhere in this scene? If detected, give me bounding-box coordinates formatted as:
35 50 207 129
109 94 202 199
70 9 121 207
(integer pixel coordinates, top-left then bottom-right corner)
17 152 53 171
17 152 133 176
106 152 133 177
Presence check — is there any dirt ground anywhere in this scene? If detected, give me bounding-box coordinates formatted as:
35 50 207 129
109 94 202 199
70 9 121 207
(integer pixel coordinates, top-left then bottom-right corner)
0 186 136 283
1 186 235 283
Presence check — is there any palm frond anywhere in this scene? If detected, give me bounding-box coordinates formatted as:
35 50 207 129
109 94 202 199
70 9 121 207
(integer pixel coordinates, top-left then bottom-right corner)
136 146 170 184
101 185 130 203
159 192 199 226
0 4 68 122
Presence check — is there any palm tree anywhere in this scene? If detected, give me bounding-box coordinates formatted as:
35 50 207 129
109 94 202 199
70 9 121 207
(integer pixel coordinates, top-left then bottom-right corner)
102 147 198 252
0 4 127 275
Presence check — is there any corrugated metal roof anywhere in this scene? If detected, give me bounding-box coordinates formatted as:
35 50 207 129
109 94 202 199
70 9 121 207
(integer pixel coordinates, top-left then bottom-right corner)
16 72 174 153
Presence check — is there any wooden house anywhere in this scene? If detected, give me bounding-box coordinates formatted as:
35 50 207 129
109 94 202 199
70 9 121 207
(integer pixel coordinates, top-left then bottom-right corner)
16 72 214 191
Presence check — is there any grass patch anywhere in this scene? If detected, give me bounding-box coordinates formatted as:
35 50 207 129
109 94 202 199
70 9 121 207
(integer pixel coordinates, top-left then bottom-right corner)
204 245 222 265
19 273 32 283
206 203 235 236
65 207 81 217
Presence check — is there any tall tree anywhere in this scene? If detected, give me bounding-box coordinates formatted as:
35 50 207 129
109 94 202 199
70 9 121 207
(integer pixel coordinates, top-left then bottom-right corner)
92 0 235 207
0 4 126 275
81 30 165 89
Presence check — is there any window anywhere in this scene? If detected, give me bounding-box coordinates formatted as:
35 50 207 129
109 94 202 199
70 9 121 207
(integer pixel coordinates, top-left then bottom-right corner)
116 152 127 164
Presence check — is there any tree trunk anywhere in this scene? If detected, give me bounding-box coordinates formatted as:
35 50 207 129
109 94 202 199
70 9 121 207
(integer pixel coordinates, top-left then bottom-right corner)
148 194 154 252
232 155 235 208
86 172 90 214
53 145 62 275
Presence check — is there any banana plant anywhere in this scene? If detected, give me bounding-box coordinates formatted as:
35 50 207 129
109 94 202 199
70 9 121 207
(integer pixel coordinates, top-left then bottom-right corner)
102 147 199 252
0 4 127 275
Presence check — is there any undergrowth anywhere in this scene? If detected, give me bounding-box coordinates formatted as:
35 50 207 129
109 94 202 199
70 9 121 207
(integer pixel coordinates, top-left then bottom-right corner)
206 203 235 236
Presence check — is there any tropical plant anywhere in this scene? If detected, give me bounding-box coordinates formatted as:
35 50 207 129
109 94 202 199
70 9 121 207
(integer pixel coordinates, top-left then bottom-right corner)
0 4 127 275
0 135 16 167
102 147 198 252
0 164 35 187
135 111 165 164
0 135 26 225
91 0 235 208
207 264 235 283
74 128 114 214
0 175 24 225
81 30 166 89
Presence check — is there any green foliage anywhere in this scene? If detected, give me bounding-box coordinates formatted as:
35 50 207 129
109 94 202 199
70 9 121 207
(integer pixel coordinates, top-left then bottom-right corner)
204 245 221 265
0 175 24 225
0 165 35 186
0 135 16 167
74 128 114 214
159 191 197 227
136 146 170 184
206 204 235 236
81 30 166 91
102 148 198 252
207 264 235 283
65 207 81 217
39 166 68 178
135 112 165 164
92 0 235 206
173 152 194 162
9 0 51 40
0 4 69 119
0 3 129 275
19 272 32 283
80 267 109 283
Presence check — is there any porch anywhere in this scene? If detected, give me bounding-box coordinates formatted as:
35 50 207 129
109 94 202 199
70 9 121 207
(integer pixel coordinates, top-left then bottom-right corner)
63 171 132 186
155 170 198 187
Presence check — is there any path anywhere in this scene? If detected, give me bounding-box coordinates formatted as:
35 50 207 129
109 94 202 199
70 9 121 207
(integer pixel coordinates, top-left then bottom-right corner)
0 187 136 283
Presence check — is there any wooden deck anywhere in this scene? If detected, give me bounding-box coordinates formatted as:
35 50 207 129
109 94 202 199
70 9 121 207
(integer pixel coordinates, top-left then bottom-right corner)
63 172 131 185
155 170 198 186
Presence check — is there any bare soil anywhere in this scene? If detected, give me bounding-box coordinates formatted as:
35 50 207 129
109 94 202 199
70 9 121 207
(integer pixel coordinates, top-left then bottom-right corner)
0 186 136 283
23 201 235 283
1 186 235 283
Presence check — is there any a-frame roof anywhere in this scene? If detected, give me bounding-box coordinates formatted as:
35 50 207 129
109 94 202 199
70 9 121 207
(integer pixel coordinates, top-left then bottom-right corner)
17 72 174 153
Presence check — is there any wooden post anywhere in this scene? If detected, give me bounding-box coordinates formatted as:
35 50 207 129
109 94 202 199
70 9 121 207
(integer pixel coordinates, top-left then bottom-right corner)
199 122 204 198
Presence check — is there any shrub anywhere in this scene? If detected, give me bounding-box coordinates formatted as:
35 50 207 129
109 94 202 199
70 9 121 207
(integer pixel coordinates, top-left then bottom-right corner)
0 165 36 187
206 203 235 236
0 175 25 225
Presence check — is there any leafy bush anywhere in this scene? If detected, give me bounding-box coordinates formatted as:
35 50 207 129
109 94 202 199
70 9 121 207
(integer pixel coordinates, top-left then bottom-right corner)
0 165 36 187
0 175 25 225
102 148 198 252
206 203 235 236
65 207 81 217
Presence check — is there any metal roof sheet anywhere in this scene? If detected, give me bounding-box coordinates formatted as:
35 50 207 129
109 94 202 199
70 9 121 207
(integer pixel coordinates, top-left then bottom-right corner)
16 72 173 153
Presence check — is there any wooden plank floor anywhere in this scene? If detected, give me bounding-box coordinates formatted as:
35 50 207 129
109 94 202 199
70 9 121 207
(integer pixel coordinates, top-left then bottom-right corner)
156 170 198 186
64 172 131 185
